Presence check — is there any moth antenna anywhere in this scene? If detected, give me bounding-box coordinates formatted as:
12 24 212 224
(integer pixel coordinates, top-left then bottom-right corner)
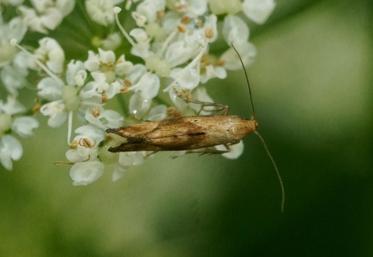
254 130 285 213
231 43 256 120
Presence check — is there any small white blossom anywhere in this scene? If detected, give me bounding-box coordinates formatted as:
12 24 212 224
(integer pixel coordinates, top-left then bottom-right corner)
69 160 104 186
66 125 104 163
223 15 250 46
101 33 122 50
37 59 92 128
1 52 30 95
207 0 242 15
32 37 65 74
243 0 276 24
19 0 75 33
0 135 23 170
0 16 27 67
221 42 256 70
85 0 124 26
85 106 124 130
132 0 165 27
12 117 39 137
0 97 39 170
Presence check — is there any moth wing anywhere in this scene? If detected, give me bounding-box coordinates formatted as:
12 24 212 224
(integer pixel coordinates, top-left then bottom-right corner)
145 119 206 149
107 121 160 139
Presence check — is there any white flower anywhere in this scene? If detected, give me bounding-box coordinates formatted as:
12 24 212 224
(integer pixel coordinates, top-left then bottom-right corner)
85 106 124 130
243 0 276 24
66 60 87 87
129 92 152 119
100 33 122 50
66 125 104 163
0 96 25 115
223 15 250 45
85 0 124 26
130 72 160 99
221 42 256 70
33 37 65 74
39 100 67 127
69 160 104 186
184 0 208 17
165 40 200 67
0 135 23 170
145 105 167 121
11 117 39 137
19 0 75 33
0 16 27 67
207 0 242 15
130 28 151 58
132 0 165 26
200 55 227 83
37 60 91 128
85 49 133 94
0 97 38 171
202 15 218 43
1 52 30 95
170 65 200 90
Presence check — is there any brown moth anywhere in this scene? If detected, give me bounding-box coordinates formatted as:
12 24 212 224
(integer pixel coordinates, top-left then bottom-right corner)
106 45 285 212
107 115 257 152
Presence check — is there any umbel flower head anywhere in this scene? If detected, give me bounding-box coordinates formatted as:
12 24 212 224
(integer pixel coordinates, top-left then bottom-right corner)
0 0 276 185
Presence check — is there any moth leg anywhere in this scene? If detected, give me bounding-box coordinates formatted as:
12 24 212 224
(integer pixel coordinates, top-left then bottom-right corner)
174 88 229 115
196 101 229 116
144 151 158 158
187 147 230 156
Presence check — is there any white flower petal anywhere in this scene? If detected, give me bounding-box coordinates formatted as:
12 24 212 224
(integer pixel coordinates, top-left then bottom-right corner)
145 105 167 121
40 8 64 31
66 60 87 87
98 48 116 64
131 72 160 99
69 161 104 186
75 125 105 143
243 0 276 24
1 65 27 95
0 96 25 115
40 100 67 127
37 77 64 101
12 117 39 138
223 15 249 45
84 51 100 71
129 92 152 119
0 135 23 170
221 42 256 70
170 66 200 90
136 0 165 24
34 37 65 74
85 0 120 26
85 107 123 129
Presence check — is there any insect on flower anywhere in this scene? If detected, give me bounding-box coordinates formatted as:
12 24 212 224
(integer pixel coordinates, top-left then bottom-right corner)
107 45 286 212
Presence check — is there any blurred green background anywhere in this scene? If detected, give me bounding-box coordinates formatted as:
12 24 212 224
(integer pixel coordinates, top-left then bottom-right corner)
1 0 372 256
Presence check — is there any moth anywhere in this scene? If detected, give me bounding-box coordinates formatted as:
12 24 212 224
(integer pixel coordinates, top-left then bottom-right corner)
107 45 285 212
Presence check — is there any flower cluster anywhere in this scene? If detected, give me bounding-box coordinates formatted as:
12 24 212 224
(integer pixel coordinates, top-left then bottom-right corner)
0 0 276 185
